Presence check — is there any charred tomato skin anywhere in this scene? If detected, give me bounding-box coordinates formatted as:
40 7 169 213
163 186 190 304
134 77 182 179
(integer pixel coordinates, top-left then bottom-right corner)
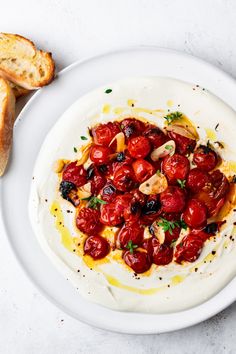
127 136 151 159
143 125 167 149
193 145 218 172
174 232 204 263
123 250 152 273
62 161 87 187
168 131 196 155
162 154 190 183
141 195 162 225
84 235 110 260
116 223 144 249
186 168 211 192
91 122 120 146
101 180 118 203
121 118 145 140
76 208 102 235
160 186 186 213
100 203 123 226
182 198 207 228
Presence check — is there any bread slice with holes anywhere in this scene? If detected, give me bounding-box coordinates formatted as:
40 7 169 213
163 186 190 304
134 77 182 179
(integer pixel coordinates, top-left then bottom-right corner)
0 33 55 90
0 78 15 176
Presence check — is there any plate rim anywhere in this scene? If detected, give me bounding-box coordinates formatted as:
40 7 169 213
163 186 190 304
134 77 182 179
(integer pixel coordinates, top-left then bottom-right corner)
1 45 236 334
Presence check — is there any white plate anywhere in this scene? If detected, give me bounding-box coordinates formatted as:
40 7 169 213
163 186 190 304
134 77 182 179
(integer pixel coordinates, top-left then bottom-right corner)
1 47 236 334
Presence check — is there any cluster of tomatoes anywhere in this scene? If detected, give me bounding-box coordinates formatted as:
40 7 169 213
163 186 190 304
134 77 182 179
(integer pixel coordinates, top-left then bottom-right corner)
59 117 230 274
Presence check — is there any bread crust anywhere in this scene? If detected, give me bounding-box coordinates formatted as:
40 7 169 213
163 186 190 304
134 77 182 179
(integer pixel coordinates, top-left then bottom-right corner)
0 78 16 176
0 33 55 90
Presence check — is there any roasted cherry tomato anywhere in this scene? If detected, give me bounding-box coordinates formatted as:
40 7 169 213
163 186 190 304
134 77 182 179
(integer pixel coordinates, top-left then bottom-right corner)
76 208 102 235
210 169 229 199
123 200 141 224
62 161 87 187
91 122 120 146
90 171 106 195
141 195 161 225
101 180 118 203
84 235 110 260
113 164 136 192
162 154 190 183
143 124 167 148
164 224 181 245
174 232 204 263
127 136 151 159
132 159 155 183
152 239 173 265
130 188 147 207
182 199 207 228
116 223 144 249
168 131 196 155
121 118 145 140
186 168 211 192
193 145 218 172
90 145 111 165
123 250 152 273
100 203 123 226
160 186 186 213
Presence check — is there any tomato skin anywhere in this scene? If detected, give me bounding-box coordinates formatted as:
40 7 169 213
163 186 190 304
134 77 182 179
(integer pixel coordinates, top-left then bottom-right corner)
101 180 118 203
76 208 102 235
193 145 218 172
141 195 162 225
132 159 155 183
182 199 207 228
152 240 173 265
130 189 147 207
164 225 181 245
162 154 190 183
90 145 111 165
121 118 145 140
113 164 136 192
160 186 186 213
174 232 204 263
123 250 152 273
186 168 211 192
62 161 87 187
84 235 110 260
116 223 144 249
91 172 106 195
127 136 151 159
91 122 120 146
168 131 196 155
100 203 123 226
143 125 167 148
210 169 229 199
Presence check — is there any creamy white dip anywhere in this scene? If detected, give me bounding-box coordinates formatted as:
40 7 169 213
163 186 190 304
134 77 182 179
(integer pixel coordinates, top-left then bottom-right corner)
29 77 236 313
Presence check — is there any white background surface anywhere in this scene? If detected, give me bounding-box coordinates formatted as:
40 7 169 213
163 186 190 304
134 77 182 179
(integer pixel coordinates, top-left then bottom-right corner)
1 0 236 353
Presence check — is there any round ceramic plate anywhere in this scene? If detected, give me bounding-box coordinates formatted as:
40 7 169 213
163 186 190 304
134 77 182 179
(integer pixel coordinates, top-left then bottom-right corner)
1 47 236 334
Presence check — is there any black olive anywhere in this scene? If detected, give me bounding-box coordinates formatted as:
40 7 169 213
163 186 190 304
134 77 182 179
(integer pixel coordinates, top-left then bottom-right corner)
204 222 218 234
98 165 108 174
59 181 76 201
116 152 125 162
103 183 116 196
86 165 95 179
142 199 161 215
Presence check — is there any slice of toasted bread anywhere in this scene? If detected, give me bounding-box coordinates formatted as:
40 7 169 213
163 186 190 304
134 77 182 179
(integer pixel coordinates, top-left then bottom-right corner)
8 81 30 98
0 33 55 90
0 78 15 176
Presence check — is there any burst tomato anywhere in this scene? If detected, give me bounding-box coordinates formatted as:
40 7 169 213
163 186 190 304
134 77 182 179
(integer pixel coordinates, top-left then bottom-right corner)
116 223 144 249
168 131 196 155
76 208 102 235
62 161 87 187
174 232 204 263
160 186 186 213
127 136 151 159
130 189 147 207
132 159 155 183
162 154 190 183
186 168 211 192
91 122 120 146
182 199 207 228
101 180 118 203
100 203 123 226
84 235 110 260
113 164 136 192
123 250 152 273
193 145 218 172
121 118 145 140
141 195 161 225
90 145 111 164
143 124 167 148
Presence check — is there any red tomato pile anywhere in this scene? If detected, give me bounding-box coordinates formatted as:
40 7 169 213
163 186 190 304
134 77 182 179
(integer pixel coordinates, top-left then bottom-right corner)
59 117 231 274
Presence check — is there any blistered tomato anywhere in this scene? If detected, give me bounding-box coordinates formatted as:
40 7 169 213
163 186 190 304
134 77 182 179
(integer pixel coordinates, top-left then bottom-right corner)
132 159 155 183
182 199 207 228
100 203 123 226
113 165 136 192
91 122 120 146
193 145 218 172
62 161 87 187
160 186 186 213
127 136 151 159
116 223 144 249
174 232 204 263
162 154 190 183
168 131 196 155
123 250 152 273
90 145 111 164
84 235 110 260
121 118 145 140
186 168 211 192
143 124 167 148
76 208 102 235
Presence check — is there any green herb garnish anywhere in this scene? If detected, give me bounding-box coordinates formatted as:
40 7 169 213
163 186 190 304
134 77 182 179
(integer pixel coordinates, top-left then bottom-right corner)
73 147 78 153
177 179 186 189
81 196 107 209
126 240 138 254
165 145 173 151
157 218 187 235
164 111 182 125
80 136 88 141
105 88 112 94
156 169 161 175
